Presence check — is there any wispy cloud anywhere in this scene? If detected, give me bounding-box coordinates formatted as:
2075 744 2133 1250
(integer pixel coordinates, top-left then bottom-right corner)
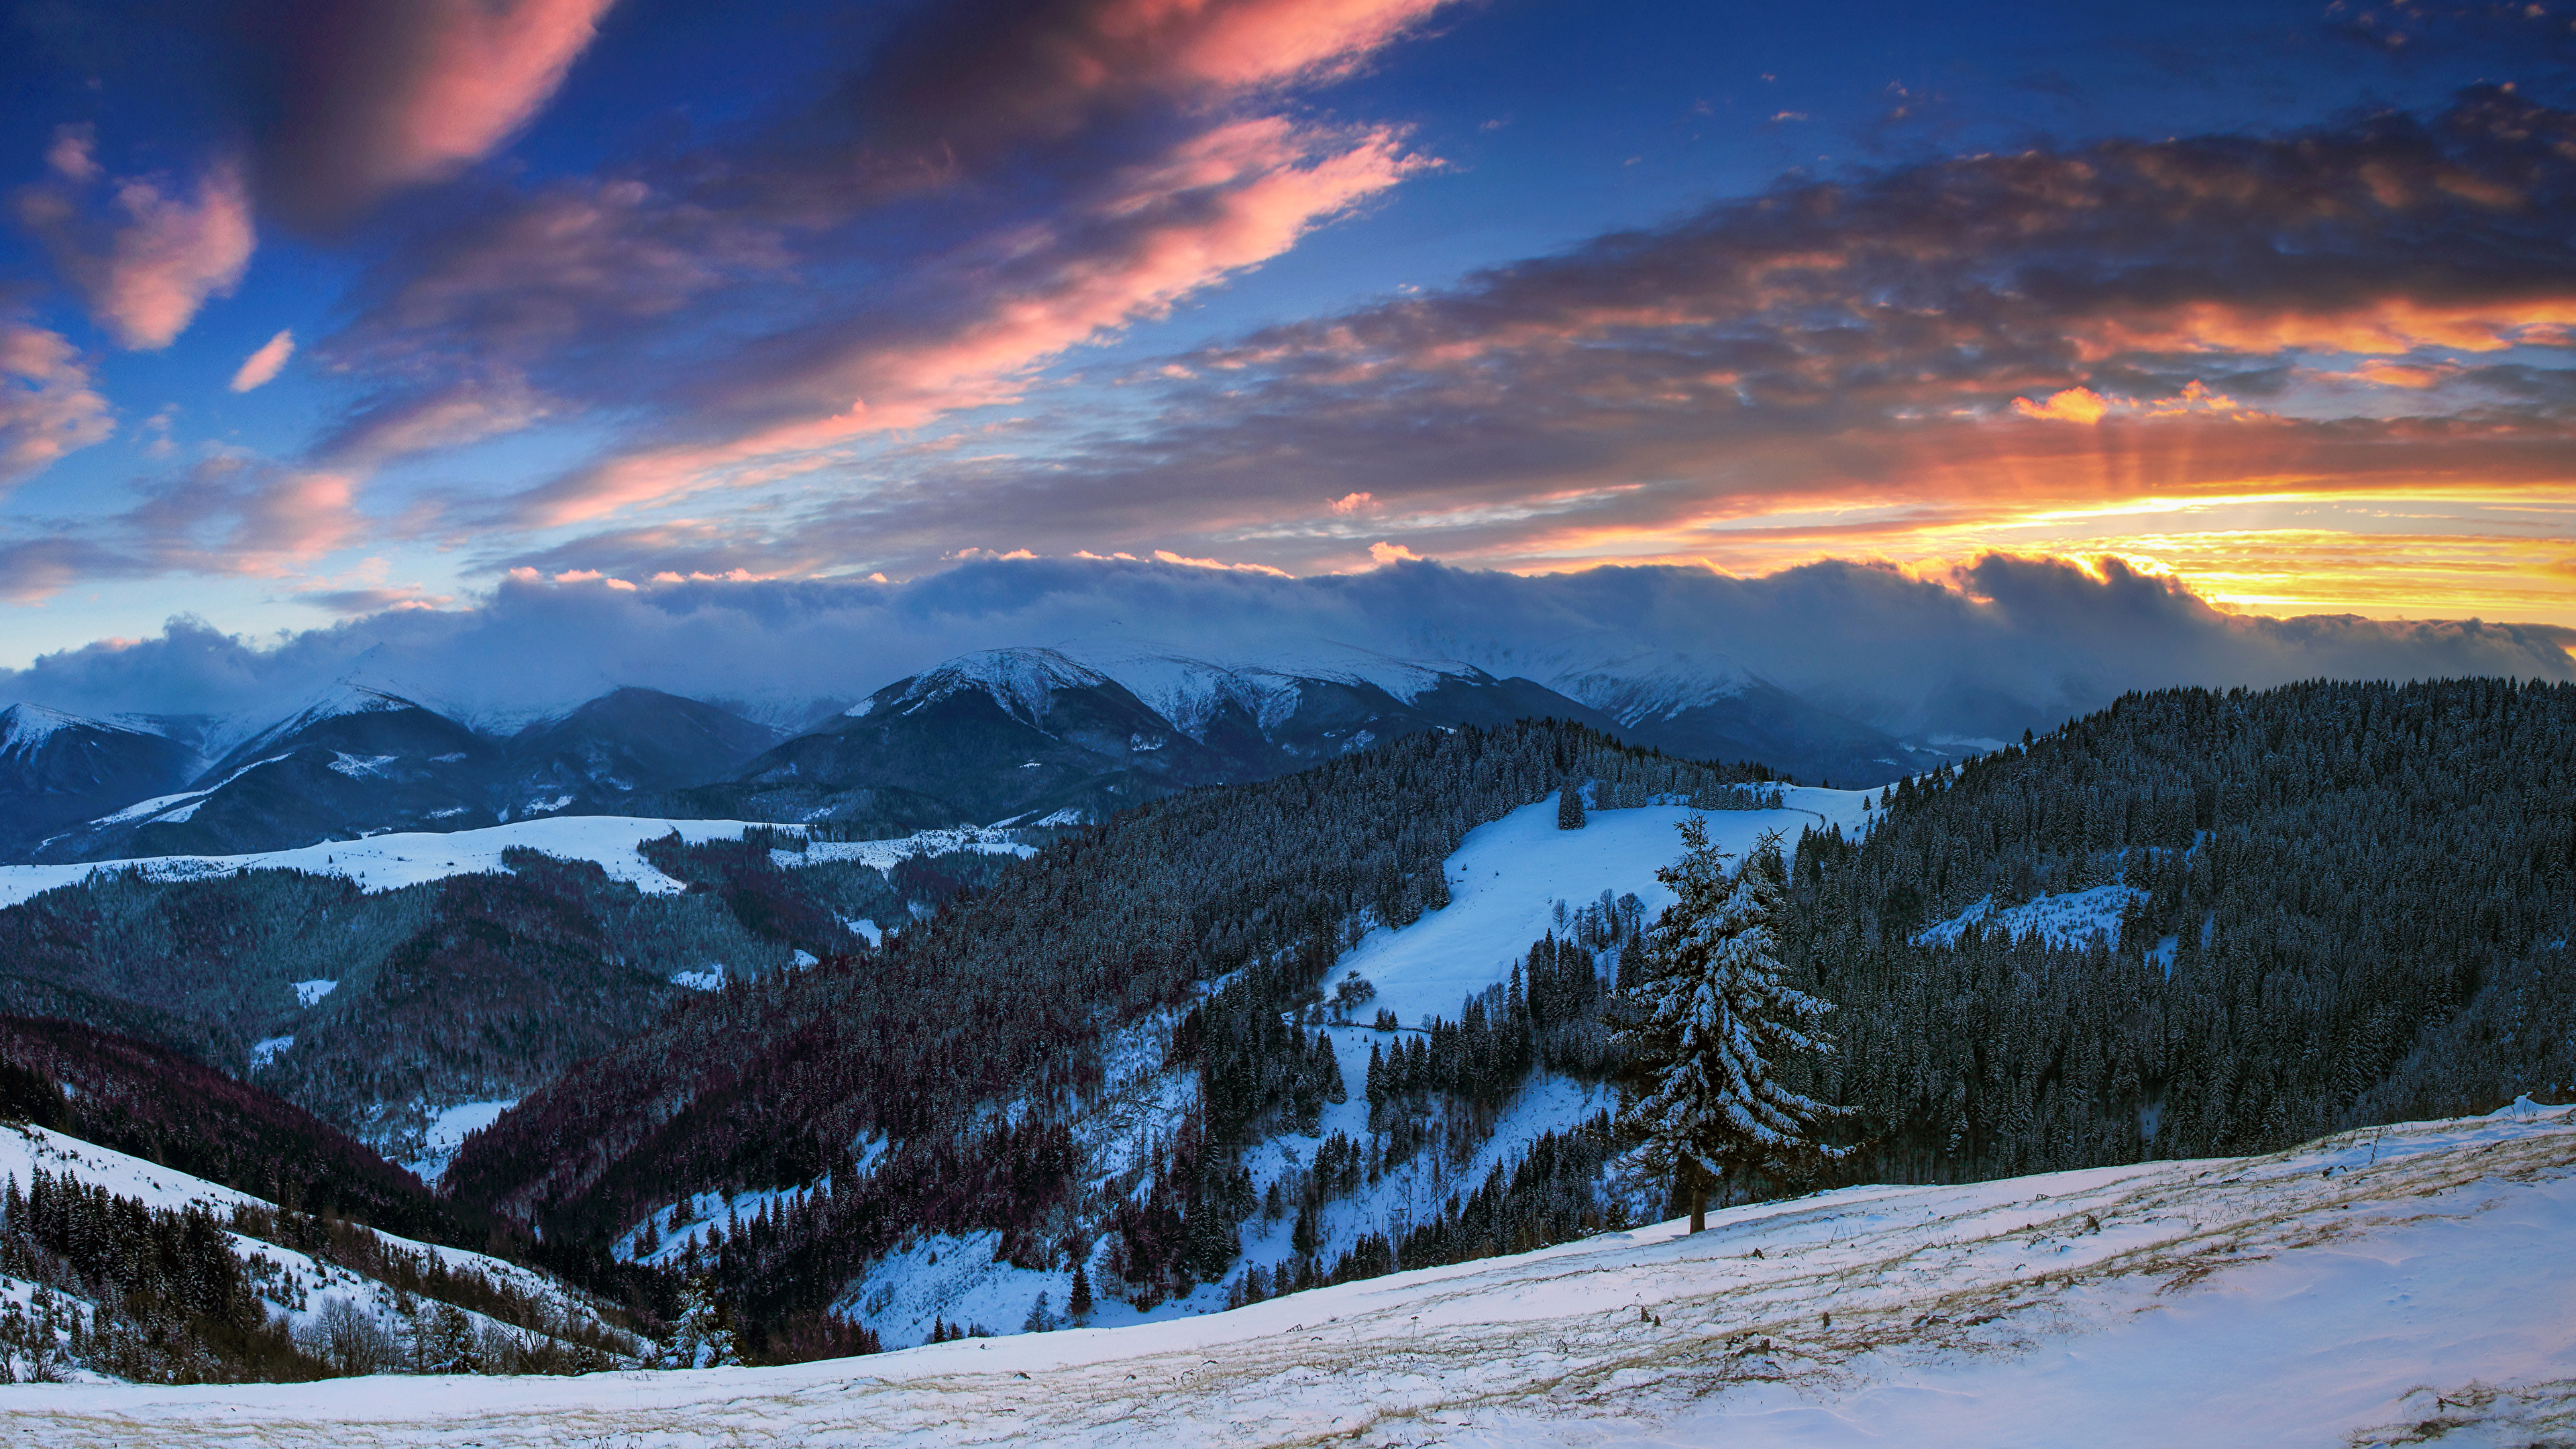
0 321 116 486
229 329 297 392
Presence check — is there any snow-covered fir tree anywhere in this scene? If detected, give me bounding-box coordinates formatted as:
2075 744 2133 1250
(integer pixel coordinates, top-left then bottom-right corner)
661 1277 740 1368
1558 780 1587 829
1616 820 1849 1231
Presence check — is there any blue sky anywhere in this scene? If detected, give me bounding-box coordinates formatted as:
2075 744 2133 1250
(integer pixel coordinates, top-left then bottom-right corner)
2 0 2573 672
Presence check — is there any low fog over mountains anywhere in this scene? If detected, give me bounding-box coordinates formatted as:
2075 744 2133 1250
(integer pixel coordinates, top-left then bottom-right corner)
4 557 2569 862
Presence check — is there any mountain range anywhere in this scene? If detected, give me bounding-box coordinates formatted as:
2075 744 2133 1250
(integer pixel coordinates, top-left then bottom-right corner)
0 643 1935 864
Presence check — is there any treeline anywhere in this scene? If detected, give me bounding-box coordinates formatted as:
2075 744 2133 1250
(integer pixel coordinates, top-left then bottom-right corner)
2 1166 315 1383
1786 678 2576 1185
0 1162 645 1383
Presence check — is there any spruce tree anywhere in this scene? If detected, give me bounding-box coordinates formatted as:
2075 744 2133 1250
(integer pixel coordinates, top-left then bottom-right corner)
1067 1260 1093 1322
1616 821 1849 1231
1558 780 1587 830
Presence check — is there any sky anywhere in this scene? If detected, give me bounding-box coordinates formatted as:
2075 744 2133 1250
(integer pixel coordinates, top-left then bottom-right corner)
1 0 2574 684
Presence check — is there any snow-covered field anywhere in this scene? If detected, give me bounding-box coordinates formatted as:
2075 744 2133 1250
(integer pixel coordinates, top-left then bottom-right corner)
11 1105 2570 1446
0 816 1032 909
1350 788 1870 1028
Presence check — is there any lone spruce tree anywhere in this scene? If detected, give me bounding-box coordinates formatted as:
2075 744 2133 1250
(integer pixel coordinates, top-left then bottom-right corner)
1558 780 1588 830
1616 820 1849 1231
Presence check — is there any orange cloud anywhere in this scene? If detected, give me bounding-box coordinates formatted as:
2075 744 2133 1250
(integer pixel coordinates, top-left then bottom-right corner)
2012 386 2112 424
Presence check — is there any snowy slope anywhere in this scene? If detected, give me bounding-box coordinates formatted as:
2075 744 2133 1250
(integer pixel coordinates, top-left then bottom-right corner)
11 1105 2571 1446
851 648 1116 726
0 1122 610 1345
1914 883 2147 950
0 816 1016 910
1351 787 1872 1028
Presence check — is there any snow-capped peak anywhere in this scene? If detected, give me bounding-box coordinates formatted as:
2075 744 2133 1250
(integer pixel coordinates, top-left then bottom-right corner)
0 702 125 757
892 647 1115 727
1540 647 1762 726
211 679 425 767
1050 635 1489 739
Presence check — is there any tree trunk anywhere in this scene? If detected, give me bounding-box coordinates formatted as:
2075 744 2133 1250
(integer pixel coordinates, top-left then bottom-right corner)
1686 1161 1708 1234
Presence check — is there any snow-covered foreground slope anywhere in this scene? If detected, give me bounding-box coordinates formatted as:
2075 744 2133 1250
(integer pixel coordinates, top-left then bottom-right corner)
17 1105 2571 1446
0 1123 629 1370
0 816 1033 909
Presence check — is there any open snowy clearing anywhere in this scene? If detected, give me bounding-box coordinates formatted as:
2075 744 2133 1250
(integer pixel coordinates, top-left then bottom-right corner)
1350 788 1870 1028
13 1104 2570 1446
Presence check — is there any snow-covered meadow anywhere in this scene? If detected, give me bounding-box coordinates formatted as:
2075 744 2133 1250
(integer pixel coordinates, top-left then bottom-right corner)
0 816 1036 910
10 1104 2571 1446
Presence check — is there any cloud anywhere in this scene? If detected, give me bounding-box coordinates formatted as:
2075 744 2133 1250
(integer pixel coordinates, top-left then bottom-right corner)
14 130 256 350
815 0 1454 172
497 85 2572 590
294 585 452 614
0 320 116 486
229 329 297 391
0 455 362 602
253 0 618 228
1 558 2565 741
2012 386 2111 424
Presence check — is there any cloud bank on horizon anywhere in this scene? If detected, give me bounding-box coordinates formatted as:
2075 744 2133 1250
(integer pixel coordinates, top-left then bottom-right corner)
0 0 2571 664
5 557 2569 745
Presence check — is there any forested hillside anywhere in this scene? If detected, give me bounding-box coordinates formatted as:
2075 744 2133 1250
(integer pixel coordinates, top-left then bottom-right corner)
1790 678 2576 1185
444 723 1776 1356
0 837 1020 1163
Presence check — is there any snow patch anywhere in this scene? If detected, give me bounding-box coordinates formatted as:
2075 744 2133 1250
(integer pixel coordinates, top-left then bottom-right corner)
292 978 337 1008
1915 882 2145 951
781 826 1037 873
671 963 725 991
249 1035 293 1069
402 1099 517 1183
894 647 1112 726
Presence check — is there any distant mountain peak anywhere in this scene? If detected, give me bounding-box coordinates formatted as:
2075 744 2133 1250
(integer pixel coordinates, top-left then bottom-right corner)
882 647 1117 727
0 702 125 757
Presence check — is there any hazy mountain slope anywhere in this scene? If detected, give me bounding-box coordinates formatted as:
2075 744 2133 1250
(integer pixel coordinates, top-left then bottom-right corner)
502 686 784 812
675 649 1242 830
16 1108 2570 1446
34 684 506 863
0 704 197 859
0 1014 451 1238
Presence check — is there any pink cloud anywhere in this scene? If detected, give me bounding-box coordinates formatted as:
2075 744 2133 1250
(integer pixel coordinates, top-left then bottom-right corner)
262 0 617 226
230 329 297 392
0 321 117 485
15 133 257 350
502 117 1419 528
